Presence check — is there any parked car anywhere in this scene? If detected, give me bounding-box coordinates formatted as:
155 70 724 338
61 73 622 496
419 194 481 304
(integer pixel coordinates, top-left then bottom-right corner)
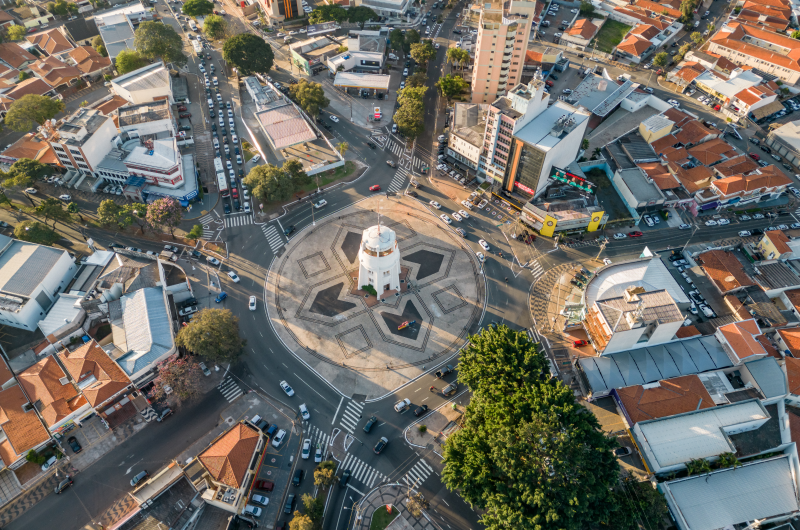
67 436 82 453
130 470 149 487
55 476 74 494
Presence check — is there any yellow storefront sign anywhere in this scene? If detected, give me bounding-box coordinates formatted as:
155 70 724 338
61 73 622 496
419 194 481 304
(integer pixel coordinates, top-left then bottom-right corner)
587 211 604 232
540 215 557 237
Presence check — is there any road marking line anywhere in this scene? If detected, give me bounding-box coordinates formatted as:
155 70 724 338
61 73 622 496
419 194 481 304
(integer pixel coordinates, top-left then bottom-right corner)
332 396 343 425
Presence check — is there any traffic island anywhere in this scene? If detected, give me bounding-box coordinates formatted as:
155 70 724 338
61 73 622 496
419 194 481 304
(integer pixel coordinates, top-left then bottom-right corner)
266 196 485 400
354 484 438 530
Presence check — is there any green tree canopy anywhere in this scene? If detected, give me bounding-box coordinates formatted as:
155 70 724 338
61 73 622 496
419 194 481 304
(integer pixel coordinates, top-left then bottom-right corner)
92 35 104 49
397 85 427 106
96 44 108 57
202 14 226 40
406 71 427 88
35 197 72 231
445 46 470 69
6 25 26 41
389 28 404 51
14 221 58 245
442 326 622 530
405 29 421 51
393 98 424 139
223 33 274 76
288 513 313 530
181 0 213 16
146 197 183 237
410 41 435 67
301 494 323 529
679 0 694 21
436 74 468 101
244 160 309 203
690 31 704 44
308 4 348 24
187 224 203 241
115 49 148 75
8 158 49 184
610 477 668 530
288 79 329 119
175 308 246 363
133 21 186 66
791 30 800 39
97 199 123 227
579 0 595 16
347 5 377 29
5 94 65 132
121 203 148 233
652 51 669 67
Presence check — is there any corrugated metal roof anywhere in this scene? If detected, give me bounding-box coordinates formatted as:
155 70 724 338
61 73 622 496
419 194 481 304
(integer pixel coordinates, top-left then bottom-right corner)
37 293 83 336
663 455 800 529
116 287 173 376
0 242 66 297
743 357 787 398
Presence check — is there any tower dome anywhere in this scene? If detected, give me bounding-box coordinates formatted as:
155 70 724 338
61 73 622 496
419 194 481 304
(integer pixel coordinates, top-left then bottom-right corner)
357 224 401 298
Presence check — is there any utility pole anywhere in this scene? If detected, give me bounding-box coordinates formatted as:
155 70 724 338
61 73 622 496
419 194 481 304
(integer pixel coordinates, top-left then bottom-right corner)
594 239 608 262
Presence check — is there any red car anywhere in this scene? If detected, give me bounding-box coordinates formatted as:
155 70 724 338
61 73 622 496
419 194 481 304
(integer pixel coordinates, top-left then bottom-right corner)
629 231 643 237
232 188 239 199
573 340 588 347
179 113 192 119
749 152 760 161
254 479 274 491
369 185 381 192
177 105 187 111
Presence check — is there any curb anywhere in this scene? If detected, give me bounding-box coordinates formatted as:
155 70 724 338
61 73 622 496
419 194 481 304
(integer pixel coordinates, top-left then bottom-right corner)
402 388 469 449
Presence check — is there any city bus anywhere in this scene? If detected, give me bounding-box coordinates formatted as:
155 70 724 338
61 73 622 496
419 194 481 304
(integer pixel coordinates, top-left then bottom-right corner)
215 157 228 198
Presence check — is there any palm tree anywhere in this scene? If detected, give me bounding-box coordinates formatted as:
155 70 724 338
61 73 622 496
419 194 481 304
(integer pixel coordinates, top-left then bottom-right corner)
336 141 349 158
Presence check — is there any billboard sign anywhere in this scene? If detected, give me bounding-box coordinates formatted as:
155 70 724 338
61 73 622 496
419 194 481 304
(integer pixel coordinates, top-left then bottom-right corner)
551 167 596 194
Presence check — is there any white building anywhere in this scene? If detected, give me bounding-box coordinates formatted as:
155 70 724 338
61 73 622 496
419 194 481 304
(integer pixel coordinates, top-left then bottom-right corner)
0 235 77 331
357 225 401 299
48 108 117 176
111 62 173 105
447 103 488 172
124 137 184 189
117 99 175 138
354 0 411 17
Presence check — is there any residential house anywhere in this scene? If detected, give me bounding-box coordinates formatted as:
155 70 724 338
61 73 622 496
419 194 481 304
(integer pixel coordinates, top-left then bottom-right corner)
757 230 794 260
614 24 658 63
715 319 769 364
702 164 791 209
26 29 76 60
0 357 52 470
0 132 60 170
9 5 53 29
560 18 600 51
18 355 90 431
68 46 111 79
1 77 58 101
61 18 100 47
0 42 36 71
28 56 81 89
695 250 755 294
667 61 706 89
612 374 716 428
707 22 800 84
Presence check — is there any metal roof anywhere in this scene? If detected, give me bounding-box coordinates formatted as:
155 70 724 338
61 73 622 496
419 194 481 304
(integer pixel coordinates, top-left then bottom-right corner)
333 72 390 90
742 357 787 398
38 293 83 337
579 335 733 394
0 242 65 297
116 287 174 377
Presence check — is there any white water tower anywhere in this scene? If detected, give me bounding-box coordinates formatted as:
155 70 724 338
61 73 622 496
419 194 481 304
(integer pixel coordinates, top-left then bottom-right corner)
357 224 401 299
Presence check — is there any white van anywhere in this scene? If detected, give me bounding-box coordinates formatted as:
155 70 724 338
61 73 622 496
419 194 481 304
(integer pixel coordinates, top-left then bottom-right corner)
394 398 411 412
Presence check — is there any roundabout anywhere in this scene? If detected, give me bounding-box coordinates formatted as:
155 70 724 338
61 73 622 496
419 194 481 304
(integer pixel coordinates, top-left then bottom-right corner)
266 196 485 399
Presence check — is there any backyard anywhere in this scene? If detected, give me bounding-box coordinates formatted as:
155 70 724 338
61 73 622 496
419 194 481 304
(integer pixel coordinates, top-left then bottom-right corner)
591 20 632 53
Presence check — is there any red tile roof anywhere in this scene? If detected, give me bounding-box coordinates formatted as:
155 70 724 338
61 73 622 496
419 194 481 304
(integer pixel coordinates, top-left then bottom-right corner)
713 167 792 196
0 385 50 467
676 325 701 338
0 43 35 69
198 423 260 488
26 28 74 56
2 133 57 164
672 61 706 84
687 138 737 165
29 56 81 88
58 341 130 408
741 0 791 20
4 77 53 100
675 120 717 146
786 356 800 395
613 6 671 30
616 34 652 57
710 23 800 73
631 23 661 40
663 107 694 127
696 249 755 293
18 356 86 427
712 154 759 177
763 229 792 254
718 319 766 361
779 325 800 358
616 375 715 425
734 84 776 107
568 18 599 40
68 46 111 75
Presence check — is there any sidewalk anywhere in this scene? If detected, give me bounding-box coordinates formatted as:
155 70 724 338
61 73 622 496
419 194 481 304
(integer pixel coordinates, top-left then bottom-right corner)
353 484 440 530
404 401 464 452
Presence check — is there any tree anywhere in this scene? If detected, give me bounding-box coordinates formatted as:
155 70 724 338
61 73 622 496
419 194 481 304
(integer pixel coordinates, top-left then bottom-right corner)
445 47 469 70
115 49 148 75
223 34 274 76
442 326 622 530
679 0 694 21
244 164 293 202
4 94 65 132
610 477 668 530
404 29 421 51
288 79 329 119
393 99 424 139
677 42 691 61
336 141 348 157
579 0 594 16
314 461 337 488
35 197 71 231
406 491 429 518
146 197 183 237
47 0 69 15
97 199 123 227
410 41 435 67
389 28 405 52
581 138 589 150
792 30 800 39
707 22 715 34
406 71 427 88
652 51 669 68
150 357 203 401
336 45 348 53
134 21 186 67
307 4 348 24
96 44 108 57
14 221 59 245
717 451 741 470
347 5 377 29
289 514 314 530
92 35 104 49
175 308 246 363
284 159 311 190
690 31 704 44
301 494 324 528
187 224 203 241
6 25 26 41
121 202 149 233
181 0 213 16
8 158 48 183
66 202 82 222
686 458 712 476
436 74 467 101
202 14 226 40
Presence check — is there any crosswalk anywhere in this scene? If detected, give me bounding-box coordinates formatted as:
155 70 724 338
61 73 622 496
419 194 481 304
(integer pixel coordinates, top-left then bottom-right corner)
199 213 219 239
338 400 364 434
388 141 405 157
388 168 409 193
262 224 285 253
225 213 253 227
306 425 330 447
218 376 244 402
530 259 544 278
340 452 386 488
411 157 428 169
402 459 435 487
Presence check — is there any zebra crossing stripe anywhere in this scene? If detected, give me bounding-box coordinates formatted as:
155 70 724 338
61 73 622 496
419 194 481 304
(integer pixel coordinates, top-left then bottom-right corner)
218 377 243 402
262 225 285 252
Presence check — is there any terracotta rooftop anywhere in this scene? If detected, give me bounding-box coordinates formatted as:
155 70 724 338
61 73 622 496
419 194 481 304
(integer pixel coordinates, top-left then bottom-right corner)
631 24 661 40
4 77 53 100
663 107 694 127
675 120 717 146
687 138 737 166
650 133 679 152
613 7 670 30
525 50 543 64
763 230 792 254
616 34 652 57
779 325 800 357
68 46 111 75
786 356 800 395
696 249 755 293
58 341 130 408
26 28 74 56
668 162 713 193
734 84 776 107
0 42 36 69
0 385 50 467
198 423 260 489
710 23 800 73
29 56 81 88
633 0 681 18
637 162 680 189
95 95 129 116
2 133 56 163
756 334 782 360
718 319 767 361
712 154 759 177
616 375 715 425
672 62 706 84
713 167 792 196
676 325 702 338
568 18 598 40
740 0 791 20
18 355 86 427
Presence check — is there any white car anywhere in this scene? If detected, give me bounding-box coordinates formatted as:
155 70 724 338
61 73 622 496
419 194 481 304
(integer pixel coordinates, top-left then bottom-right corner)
458 209 470 219
251 495 269 506
430 200 441 209
314 446 322 463
249 296 257 311
704 220 718 226
603 258 612 265
461 200 473 210
271 429 286 448
452 213 462 222
440 214 452 224
207 256 221 266
739 214 752 221
613 233 626 240
667 99 680 107
570 8 578 12
302 439 311 459
476 251 485 262
717 218 730 225
227 271 240 282
435 43 440 49
59 194 71 201
24 188 37 194
478 239 490 251
299 403 310 421
280 380 294 396
738 230 752 237
329 115 340 123
243 506 262 518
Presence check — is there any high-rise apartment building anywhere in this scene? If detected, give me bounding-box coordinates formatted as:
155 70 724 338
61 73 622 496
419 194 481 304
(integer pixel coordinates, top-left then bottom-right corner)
470 0 536 104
